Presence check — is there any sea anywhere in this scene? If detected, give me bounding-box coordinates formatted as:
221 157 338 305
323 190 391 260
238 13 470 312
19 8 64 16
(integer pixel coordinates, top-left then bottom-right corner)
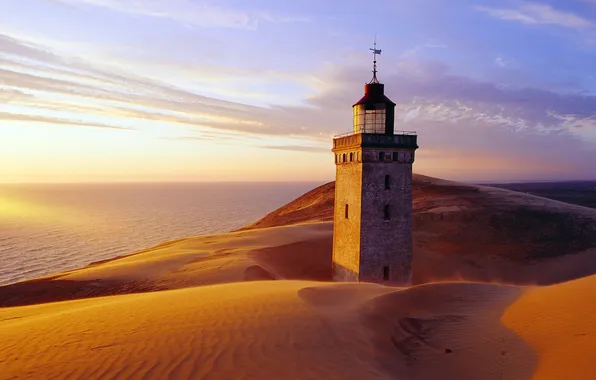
0 182 322 286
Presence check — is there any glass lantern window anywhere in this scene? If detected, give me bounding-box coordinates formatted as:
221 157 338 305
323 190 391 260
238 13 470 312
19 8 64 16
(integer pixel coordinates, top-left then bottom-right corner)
353 103 387 134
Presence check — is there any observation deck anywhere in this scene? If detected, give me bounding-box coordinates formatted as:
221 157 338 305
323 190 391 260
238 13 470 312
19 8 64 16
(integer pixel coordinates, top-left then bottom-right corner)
332 130 418 151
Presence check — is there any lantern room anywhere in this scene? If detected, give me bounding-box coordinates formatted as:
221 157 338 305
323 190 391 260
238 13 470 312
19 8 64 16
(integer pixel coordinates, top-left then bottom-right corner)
352 40 396 135
352 82 396 135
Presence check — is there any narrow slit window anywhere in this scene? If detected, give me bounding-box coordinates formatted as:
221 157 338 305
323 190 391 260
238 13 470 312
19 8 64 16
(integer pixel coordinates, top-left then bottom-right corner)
342 153 347 162
378 152 385 161
383 266 390 281
385 174 390 190
384 205 390 220
345 204 349 219
392 152 398 161
349 152 353 162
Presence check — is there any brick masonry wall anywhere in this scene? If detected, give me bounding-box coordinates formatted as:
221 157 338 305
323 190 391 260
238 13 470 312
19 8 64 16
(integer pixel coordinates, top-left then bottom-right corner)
359 148 413 285
332 149 363 281
332 144 415 285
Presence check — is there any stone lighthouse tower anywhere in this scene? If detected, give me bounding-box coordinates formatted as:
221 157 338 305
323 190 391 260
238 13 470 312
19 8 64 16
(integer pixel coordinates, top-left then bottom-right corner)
331 43 418 284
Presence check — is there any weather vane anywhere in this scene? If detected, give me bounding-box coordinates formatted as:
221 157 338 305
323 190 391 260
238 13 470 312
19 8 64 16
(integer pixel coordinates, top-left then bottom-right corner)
369 35 382 84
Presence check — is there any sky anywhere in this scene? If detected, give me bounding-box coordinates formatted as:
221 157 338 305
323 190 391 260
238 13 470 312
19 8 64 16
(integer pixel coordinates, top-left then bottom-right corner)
1 0 596 183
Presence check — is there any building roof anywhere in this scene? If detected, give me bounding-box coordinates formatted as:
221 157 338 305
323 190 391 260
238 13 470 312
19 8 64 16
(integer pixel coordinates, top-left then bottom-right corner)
353 83 396 107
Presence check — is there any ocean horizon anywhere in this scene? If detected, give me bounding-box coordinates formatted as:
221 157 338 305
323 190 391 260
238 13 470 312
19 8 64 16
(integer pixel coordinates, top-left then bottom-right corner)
0 182 323 286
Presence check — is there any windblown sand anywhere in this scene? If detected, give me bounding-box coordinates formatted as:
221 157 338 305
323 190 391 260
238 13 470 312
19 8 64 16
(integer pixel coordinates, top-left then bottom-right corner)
3 277 596 379
2 175 596 379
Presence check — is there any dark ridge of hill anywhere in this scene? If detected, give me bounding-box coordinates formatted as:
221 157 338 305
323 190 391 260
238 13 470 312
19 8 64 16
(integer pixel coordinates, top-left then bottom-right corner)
485 181 596 209
240 174 596 284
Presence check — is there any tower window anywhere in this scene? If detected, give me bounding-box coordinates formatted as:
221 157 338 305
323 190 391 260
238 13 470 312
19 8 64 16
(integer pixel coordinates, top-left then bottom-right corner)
384 205 391 220
342 153 346 163
385 174 390 190
378 152 385 161
345 204 349 219
383 266 390 281
349 152 353 162
393 152 398 161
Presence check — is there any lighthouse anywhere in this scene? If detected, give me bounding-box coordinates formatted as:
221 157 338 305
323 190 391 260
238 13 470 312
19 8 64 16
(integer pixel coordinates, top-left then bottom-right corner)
331 42 418 284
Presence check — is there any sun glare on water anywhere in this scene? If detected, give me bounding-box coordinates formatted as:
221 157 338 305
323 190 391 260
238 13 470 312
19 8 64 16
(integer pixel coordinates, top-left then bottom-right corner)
0 195 85 225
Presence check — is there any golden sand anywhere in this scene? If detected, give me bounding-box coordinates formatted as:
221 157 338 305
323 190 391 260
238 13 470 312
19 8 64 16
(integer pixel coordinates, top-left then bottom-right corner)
4 275 596 379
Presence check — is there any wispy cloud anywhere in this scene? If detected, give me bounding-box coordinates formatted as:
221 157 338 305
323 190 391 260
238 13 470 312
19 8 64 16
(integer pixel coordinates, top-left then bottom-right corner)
163 130 267 145
3 22 596 179
495 55 509 68
400 42 448 59
5 28 596 142
301 60 596 178
0 31 329 140
0 111 135 130
475 2 593 29
259 145 329 153
50 0 309 29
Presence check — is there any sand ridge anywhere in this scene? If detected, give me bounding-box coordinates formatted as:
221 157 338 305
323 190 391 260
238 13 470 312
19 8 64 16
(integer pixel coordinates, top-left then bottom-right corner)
4 276 596 379
243 175 596 285
0 281 397 380
503 274 596 379
0 222 333 307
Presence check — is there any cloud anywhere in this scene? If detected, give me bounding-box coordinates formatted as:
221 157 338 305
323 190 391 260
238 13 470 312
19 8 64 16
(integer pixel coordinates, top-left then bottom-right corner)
259 145 329 153
7 28 596 141
162 128 271 147
0 87 33 102
162 136 215 142
3 28 596 180
1 33 286 134
297 60 596 179
401 42 449 59
0 111 135 130
1 32 342 142
475 2 593 29
7 28 596 138
50 0 309 30
495 55 509 68
309 60 596 134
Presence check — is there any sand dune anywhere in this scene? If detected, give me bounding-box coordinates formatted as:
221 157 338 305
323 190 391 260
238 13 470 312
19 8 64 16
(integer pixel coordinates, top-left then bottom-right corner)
3 275 596 379
503 274 596 379
239 181 335 231
244 175 596 285
0 281 394 380
0 222 333 307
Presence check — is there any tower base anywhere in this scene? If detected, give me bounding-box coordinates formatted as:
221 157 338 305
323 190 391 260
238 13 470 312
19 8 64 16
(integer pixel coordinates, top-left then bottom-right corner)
332 264 359 282
332 262 412 285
